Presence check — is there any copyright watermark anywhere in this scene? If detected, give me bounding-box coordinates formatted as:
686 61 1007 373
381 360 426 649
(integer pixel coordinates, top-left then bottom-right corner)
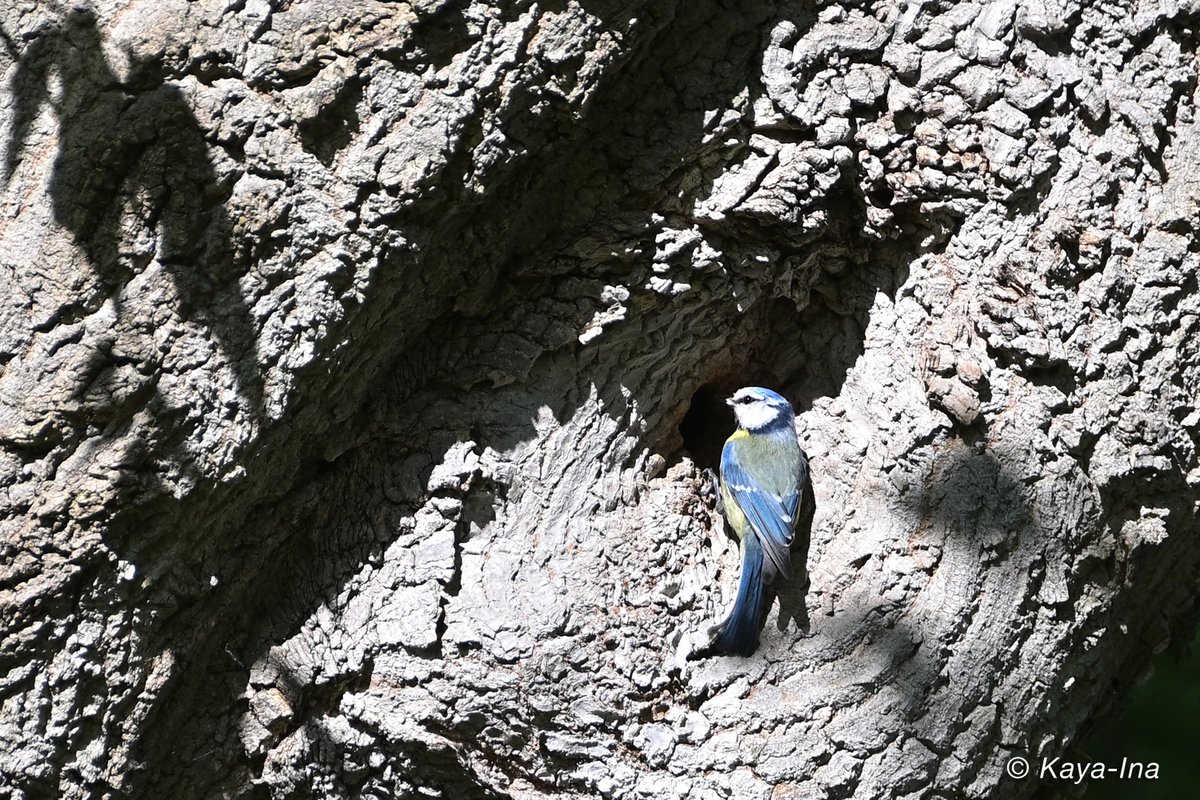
1005 756 1029 779
1005 754 1160 785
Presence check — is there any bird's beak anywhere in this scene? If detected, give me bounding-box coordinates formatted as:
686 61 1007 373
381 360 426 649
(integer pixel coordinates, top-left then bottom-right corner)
725 397 736 408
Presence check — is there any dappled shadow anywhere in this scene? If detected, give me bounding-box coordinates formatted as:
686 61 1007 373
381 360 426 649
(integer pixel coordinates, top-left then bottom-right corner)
101 0 955 793
3 8 262 414
889 441 1038 757
1 11 270 798
896 442 1033 564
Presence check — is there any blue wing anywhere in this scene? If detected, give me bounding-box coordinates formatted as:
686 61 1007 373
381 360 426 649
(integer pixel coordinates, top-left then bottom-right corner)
783 453 808 523
721 445 796 581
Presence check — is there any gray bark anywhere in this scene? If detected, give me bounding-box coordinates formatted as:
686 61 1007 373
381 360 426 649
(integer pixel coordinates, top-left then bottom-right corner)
2 1 1198 799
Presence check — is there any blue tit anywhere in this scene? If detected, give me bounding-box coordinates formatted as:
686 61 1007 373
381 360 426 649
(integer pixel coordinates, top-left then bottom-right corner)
714 386 809 655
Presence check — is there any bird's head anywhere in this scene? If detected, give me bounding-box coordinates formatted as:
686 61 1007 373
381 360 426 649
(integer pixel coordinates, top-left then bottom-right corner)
726 386 794 432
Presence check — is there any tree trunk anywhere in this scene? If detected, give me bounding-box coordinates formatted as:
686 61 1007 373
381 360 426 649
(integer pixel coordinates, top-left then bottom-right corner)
2 1 1198 798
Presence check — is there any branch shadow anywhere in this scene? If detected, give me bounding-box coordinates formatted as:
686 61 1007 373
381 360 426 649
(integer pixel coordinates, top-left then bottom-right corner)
3 8 263 418
2 11 269 797
50 0 967 795
887 442 1039 769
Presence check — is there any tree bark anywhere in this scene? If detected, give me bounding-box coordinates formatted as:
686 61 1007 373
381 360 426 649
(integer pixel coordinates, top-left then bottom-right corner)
2 1 1198 799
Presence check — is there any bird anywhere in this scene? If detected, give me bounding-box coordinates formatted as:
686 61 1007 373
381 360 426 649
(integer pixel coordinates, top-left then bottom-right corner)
713 386 809 655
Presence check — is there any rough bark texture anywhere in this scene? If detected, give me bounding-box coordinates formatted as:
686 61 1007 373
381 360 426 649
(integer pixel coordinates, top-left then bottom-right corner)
2 1 1199 798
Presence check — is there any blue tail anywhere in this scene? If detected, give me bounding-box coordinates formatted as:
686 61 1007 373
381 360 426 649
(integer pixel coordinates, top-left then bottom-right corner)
714 533 765 656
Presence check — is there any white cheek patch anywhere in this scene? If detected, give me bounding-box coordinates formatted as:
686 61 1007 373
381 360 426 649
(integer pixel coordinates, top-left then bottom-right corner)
737 403 777 430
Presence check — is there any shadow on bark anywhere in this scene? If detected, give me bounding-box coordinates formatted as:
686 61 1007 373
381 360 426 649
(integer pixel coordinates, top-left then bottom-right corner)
1 10 268 797
112 0 948 796
675 211 921 654
3 8 263 419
